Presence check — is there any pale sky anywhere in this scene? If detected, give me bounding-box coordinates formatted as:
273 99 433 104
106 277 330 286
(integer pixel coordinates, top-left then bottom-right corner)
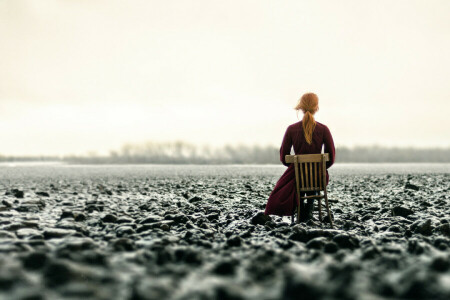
1 0 449 156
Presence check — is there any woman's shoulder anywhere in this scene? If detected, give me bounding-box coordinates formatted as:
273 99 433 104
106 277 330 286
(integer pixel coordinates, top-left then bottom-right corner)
315 121 329 130
287 121 302 131
315 121 332 134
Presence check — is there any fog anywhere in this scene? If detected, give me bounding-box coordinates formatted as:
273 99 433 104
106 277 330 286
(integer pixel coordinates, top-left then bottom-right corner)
1 141 448 164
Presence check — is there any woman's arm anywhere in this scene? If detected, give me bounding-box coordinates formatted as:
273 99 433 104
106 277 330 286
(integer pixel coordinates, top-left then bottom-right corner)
279 126 292 167
324 125 335 169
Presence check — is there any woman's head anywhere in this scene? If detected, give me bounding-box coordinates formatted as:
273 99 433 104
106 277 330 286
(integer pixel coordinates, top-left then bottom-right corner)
295 92 319 114
294 93 319 144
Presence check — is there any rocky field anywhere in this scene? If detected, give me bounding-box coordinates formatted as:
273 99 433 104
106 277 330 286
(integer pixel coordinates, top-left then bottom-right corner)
0 165 449 299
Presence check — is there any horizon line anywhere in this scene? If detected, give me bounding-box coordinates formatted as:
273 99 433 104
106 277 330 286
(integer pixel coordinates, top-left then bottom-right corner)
1 143 450 158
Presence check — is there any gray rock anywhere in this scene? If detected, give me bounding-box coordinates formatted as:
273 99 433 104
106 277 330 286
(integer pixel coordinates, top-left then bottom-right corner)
36 192 50 197
102 214 118 223
1 200 13 208
112 238 135 251
139 215 163 224
212 259 237 275
392 206 413 217
115 225 135 236
306 237 328 249
43 228 76 239
251 212 271 225
405 183 420 191
188 196 202 203
324 242 339 253
11 189 24 198
289 227 308 242
282 263 326 300
116 216 134 224
132 278 172 300
43 260 73 287
410 219 433 236
16 228 42 239
333 234 360 249
436 223 450 237
226 235 242 247
21 251 48 270
430 256 449 272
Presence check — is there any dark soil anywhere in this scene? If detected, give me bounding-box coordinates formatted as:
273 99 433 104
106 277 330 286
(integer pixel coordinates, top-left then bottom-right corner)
0 167 449 299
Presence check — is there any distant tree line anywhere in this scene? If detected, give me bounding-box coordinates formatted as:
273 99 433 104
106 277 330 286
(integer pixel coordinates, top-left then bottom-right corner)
1 142 449 164
336 146 450 163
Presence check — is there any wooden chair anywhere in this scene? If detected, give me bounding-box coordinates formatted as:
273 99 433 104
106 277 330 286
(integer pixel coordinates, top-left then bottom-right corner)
285 153 333 228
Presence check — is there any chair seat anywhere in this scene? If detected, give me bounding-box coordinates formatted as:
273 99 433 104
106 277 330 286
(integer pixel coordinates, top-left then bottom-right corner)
299 194 325 199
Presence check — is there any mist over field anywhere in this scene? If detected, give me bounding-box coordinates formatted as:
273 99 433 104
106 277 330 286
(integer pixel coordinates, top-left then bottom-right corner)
1 142 449 164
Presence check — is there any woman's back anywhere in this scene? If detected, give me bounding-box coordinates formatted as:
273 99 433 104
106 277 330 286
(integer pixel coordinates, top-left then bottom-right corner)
280 121 335 168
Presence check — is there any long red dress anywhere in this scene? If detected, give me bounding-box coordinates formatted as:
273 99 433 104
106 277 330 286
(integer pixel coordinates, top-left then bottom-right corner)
264 121 335 216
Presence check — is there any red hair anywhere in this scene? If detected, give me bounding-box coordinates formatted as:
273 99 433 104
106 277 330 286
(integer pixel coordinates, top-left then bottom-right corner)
294 93 319 144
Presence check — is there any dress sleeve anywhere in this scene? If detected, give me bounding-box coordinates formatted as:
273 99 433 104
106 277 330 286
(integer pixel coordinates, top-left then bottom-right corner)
323 125 335 169
279 126 292 167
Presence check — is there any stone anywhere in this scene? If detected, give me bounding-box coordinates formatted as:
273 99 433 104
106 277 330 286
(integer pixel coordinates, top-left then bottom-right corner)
43 261 74 287
43 228 76 239
139 215 163 224
60 210 74 220
116 216 134 224
174 247 202 265
407 239 426 255
324 242 339 253
21 252 48 270
404 183 420 191
188 196 202 203
361 246 381 260
283 263 325 300
11 189 24 198
36 192 50 197
16 228 42 239
15 204 40 212
0 230 15 239
333 234 360 249
289 227 308 243
62 238 96 251
306 237 328 249
1 200 12 208
115 226 135 236
251 212 271 226
212 259 237 275
112 238 135 251
102 214 118 223
132 278 172 300
430 256 449 272
73 212 87 222
392 206 413 217
410 219 433 236
436 223 450 237
388 225 403 233
226 235 242 247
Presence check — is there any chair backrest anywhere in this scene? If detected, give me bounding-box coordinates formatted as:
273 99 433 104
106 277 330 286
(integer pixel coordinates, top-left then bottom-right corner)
285 153 329 192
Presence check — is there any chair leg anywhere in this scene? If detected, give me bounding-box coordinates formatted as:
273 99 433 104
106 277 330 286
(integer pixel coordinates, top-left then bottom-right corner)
296 199 301 224
318 198 322 221
324 194 333 229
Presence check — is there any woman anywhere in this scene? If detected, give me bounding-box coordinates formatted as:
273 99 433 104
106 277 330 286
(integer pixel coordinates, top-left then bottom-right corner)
264 92 335 222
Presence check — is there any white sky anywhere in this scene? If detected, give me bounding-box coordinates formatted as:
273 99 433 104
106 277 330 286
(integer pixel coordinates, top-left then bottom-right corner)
1 0 449 156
